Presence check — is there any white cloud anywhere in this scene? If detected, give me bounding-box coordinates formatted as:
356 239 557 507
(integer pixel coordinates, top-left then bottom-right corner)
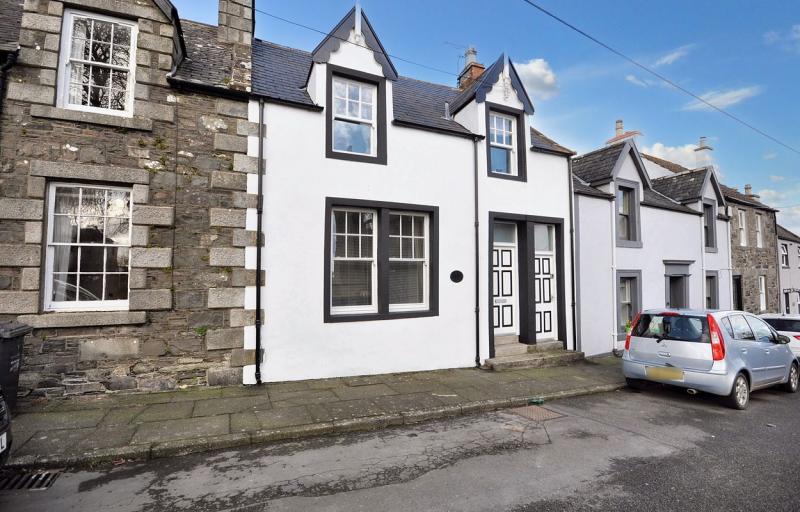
682 86 762 111
764 152 778 160
516 58 558 100
763 25 800 53
625 74 648 87
758 185 800 234
770 175 785 182
641 142 710 170
653 45 693 67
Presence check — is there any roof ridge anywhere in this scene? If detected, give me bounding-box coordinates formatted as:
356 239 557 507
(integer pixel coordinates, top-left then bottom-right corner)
651 167 706 180
256 38 313 56
182 19 217 29
574 141 626 161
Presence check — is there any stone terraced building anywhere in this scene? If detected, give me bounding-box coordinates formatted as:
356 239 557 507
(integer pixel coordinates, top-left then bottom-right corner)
0 0 261 396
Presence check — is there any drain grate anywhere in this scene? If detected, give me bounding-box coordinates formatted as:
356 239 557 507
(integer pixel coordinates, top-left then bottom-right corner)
0 470 61 492
507 405 563 422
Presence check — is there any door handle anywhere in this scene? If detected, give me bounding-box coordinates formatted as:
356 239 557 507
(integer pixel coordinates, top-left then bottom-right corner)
741 348 747 354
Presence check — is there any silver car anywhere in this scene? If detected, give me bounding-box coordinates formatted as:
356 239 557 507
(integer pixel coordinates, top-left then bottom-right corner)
623 309 799 409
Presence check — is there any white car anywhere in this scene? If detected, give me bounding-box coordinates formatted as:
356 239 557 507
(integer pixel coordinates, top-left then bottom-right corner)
761 314 800 359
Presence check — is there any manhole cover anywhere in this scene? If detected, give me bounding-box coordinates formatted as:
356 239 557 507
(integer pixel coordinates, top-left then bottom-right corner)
0 470 61 492
507 405 562 422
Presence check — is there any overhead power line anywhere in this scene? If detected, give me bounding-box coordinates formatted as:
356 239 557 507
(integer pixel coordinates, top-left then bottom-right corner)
254 8 456 77
517 0 800 157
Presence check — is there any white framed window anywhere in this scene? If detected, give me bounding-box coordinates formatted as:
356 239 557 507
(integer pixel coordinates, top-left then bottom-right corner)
797 246 800 268
758 275 767 312
755 214 763 248
781 243 790 267
489 113 516 175
57 10 138 117
331 77 376 156
738 209 747 246
330 208 377 315
388 212 429 312
45 183 132 312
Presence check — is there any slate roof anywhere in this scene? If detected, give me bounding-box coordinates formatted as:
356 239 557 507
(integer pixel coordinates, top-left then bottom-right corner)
642 189 700 215
172 21 234 88
0 0 22 53
449 56 504 115
251 39 316 107
531 127 575 156
392 77 473 136
720 184 777 212
650 168 708 204
778 225 800 244
571 142 626 185
641 153 691 174
572 176 613 199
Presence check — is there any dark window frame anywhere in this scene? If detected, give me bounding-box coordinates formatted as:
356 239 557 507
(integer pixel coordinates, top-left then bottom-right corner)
323 197 438 323
703 199 717 252
616 270 642 340
615 178 642 248
484 102 527 182
705 270 719 309
325 64 387 165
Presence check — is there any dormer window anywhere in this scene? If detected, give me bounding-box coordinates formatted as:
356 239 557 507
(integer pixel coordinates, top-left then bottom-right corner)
57 10 138 117
326 65 387 165
484 103 526 181
332 77 375 155
489 113 515 175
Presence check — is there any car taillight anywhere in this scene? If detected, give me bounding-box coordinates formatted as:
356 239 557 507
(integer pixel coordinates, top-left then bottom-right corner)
708 314 725 361
625 313 641 351
794 335 800 341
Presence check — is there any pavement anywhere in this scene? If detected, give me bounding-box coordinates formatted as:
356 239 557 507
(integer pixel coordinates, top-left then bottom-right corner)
6 356 623 468
3 379 799 511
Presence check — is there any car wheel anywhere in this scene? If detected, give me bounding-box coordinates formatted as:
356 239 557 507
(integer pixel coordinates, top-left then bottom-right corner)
784 363 799 393
626 377 646 391
726 373 749 410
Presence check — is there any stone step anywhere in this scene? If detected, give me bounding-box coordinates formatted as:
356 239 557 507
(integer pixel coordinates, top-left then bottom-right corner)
485 349 584 371
494 335 519 345
494 342 529 357
528 340 565 353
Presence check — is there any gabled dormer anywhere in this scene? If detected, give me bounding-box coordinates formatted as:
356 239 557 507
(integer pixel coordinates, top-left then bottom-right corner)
450 53 535 181
304 7 396 165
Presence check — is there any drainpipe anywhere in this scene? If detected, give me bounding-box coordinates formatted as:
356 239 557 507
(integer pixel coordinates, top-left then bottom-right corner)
473 136 481 367
610 183 618 353
0 50 19 147
255 98 265 384
567 158 578 352
700 205 706 308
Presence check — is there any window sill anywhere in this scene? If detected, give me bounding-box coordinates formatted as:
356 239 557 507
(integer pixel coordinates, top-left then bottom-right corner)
16 311 147 329
487 171 526 182
616 240 643 249
325 309 437 323
30 105 153 131
705 246 718 253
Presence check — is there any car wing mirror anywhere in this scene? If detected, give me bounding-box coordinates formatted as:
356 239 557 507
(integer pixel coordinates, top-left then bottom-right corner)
778 334 792 344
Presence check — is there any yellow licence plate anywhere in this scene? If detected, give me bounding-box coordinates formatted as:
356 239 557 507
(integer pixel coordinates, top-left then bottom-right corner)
646 366 684 381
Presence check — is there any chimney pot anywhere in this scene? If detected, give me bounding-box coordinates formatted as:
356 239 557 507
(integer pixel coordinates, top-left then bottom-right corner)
615 119 623 136
744 184 753 197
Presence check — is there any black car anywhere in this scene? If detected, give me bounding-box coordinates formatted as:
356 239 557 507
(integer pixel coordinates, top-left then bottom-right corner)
0 386 11 466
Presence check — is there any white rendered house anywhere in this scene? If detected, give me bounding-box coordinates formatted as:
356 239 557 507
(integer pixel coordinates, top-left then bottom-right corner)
240 8 577 382
778 225 800 315
573 126 731 357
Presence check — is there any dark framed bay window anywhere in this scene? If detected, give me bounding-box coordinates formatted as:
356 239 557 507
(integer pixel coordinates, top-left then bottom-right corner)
615 178 642 248
485 102 526 181
324 198 438 322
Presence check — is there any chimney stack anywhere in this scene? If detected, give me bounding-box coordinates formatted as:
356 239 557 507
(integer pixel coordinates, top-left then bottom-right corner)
744 184 753 197
605 119 642 145
693 136 714 168
218 0 253 91
458 47 485 90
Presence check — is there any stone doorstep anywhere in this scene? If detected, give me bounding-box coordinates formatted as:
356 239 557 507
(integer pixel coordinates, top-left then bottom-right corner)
6 382 624 470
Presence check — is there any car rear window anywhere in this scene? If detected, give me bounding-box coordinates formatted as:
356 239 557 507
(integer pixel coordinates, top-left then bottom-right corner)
763 318 800 333
633 314 709 343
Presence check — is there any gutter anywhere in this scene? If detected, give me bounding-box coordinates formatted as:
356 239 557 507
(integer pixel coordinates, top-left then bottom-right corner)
473 136 481 367
255 98 265 385
0 50 19 148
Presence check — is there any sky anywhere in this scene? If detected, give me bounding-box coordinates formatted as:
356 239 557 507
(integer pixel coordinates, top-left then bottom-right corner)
173 0 800 233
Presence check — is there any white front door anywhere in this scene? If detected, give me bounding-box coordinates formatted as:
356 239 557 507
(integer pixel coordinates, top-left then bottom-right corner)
534 224 558 341
492 223 518 336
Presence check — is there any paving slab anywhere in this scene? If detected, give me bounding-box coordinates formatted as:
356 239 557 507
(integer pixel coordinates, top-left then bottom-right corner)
132 414 230 444
9 357 625 468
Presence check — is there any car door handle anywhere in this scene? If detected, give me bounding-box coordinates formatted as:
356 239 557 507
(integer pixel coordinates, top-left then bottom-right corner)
741 348 748 354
